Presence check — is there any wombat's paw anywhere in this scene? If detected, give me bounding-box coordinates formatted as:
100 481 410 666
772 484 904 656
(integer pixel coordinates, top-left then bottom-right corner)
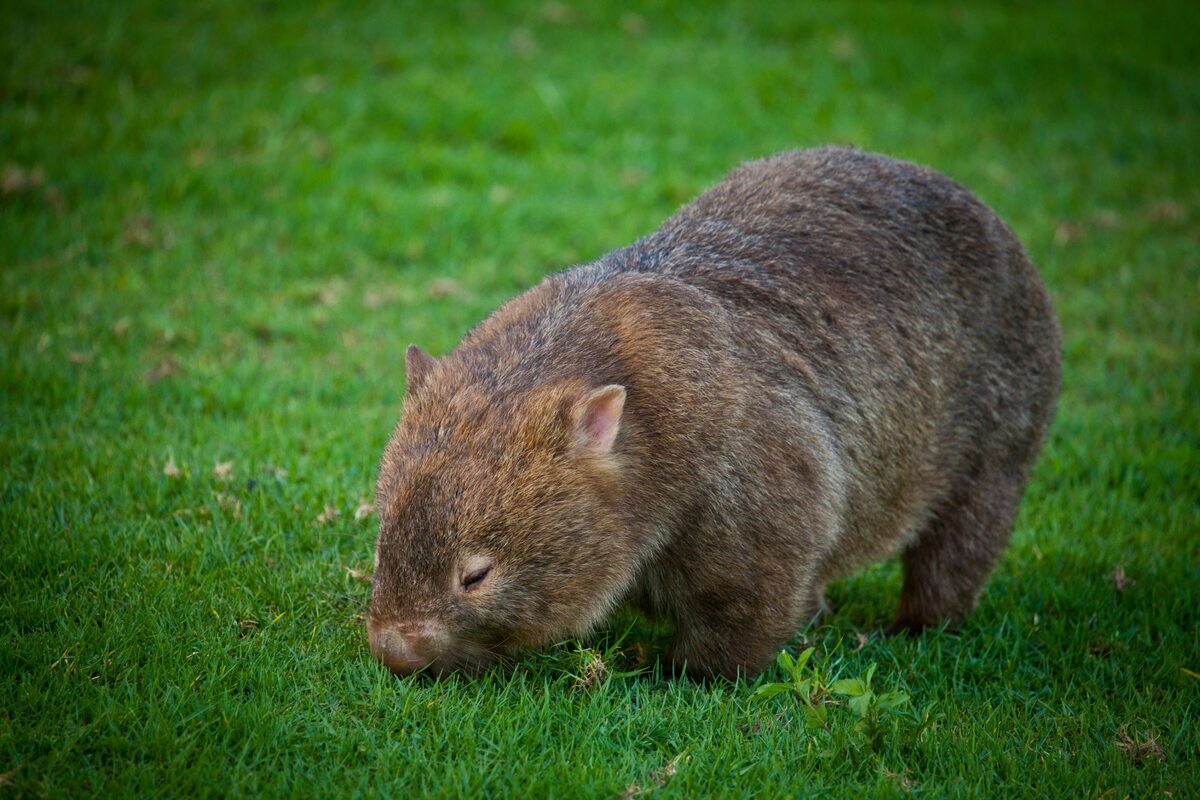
665 651 725 682
667 642 729 681
885 613 961 637
665 657 750 683
666 637 771 682
882 619 925 637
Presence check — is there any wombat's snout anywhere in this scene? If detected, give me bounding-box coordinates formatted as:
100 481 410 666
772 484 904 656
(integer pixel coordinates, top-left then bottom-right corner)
368 619 447 676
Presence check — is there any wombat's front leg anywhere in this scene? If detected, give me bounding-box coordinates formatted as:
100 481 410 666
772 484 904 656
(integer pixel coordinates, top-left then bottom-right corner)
667 594 806 680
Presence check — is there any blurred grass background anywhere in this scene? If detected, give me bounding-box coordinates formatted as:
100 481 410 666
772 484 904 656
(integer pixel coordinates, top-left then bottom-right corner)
2 1 1198 797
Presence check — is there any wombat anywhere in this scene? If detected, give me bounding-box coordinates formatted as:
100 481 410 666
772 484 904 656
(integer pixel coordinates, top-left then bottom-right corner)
367 147 1061 679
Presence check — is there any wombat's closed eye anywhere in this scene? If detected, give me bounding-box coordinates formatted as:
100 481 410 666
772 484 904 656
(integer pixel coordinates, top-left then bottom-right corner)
457 555 494 595
367 146 1061 680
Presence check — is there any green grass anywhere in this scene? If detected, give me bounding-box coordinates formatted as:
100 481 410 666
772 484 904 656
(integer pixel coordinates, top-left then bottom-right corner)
2 1 1198 796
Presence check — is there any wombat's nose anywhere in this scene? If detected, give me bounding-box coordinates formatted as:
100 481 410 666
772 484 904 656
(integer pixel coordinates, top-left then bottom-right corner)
369 623 444 676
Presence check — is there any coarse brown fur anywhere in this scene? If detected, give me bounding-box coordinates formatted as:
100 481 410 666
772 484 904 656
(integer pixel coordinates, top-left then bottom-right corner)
367 147 1061 679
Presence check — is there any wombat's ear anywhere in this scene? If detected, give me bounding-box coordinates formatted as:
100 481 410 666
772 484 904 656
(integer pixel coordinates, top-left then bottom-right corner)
573 385 626 456
405 344 438 395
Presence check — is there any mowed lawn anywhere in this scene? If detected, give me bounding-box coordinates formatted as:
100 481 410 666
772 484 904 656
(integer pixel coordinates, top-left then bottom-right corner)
2 1 1198 797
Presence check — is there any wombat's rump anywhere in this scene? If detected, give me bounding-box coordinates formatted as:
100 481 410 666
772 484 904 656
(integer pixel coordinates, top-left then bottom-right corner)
368 147 1061 679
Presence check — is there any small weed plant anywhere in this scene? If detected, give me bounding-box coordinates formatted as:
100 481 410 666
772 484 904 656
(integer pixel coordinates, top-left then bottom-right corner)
754 647 924 751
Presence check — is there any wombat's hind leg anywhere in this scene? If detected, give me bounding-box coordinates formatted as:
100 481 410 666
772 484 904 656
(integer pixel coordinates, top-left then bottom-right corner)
891 470 1025 632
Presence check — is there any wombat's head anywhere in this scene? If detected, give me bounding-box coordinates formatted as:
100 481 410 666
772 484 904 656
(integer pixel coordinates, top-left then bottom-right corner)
367 345 636 676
